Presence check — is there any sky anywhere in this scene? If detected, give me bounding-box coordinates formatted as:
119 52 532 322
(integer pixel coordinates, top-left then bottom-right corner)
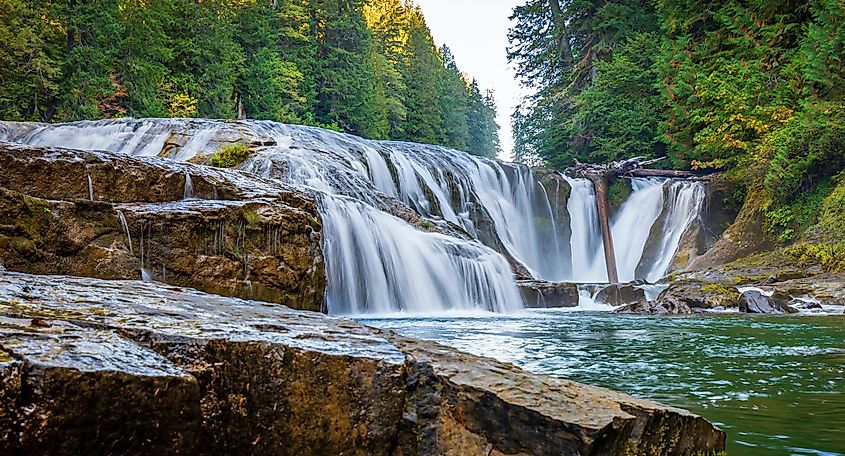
414 0 525 161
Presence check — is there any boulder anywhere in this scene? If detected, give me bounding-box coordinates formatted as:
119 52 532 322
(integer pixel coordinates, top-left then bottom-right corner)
595 283 646 306
688 186 773 270
788 298 823 311
0 272 727 455
650 279 740 313
739 290 798 314
518 280 579 308
616 299 694 315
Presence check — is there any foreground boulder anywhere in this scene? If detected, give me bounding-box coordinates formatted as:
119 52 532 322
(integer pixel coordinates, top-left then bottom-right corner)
518 280 579 308
0 272 726 455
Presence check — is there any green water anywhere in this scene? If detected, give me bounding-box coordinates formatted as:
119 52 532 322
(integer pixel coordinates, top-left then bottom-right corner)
362 311 845 455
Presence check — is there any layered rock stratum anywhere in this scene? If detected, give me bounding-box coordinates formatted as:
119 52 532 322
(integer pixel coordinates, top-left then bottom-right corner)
0 272 726 455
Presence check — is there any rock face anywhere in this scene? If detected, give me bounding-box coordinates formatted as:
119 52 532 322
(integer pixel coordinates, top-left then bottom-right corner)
0 142 326 311
518 280 579 308
739 290 798 314
0 272 727 455
688 186 772 270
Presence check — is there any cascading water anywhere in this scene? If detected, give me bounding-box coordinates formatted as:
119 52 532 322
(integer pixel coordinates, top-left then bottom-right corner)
319 196 522 314
562 176 606 282
6 119 528 314
183 172 194 200
1 118 708 312
561 176 704 283
610 178 667 282
644 181 705 282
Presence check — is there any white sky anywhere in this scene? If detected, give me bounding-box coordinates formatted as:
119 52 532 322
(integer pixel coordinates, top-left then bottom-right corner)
415 0 524 161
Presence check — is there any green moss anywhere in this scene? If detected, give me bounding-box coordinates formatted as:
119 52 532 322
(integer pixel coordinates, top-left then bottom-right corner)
608 178 631 210
814 174 845 241
420 220 433 230
211 143 251 168
700 284 733 296
243 209 262 226
783 242 845 272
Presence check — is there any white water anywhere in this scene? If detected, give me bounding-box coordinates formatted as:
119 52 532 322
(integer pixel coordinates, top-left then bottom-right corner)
87 174 94 201
563 176 704 283
562 176 606 282
320 196 523 314
1 119 707 313
183 172 194 200
644 181 705 281
116 210 133 254
611 179 666 282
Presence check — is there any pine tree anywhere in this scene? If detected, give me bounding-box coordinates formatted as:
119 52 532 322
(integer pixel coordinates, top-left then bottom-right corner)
308 0 388 138
400 6 444 144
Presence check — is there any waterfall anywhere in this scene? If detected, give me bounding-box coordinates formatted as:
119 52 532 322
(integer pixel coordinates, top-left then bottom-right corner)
562 176 704 284
116 210 133 254
563 176 606 282
183 172 194 200
87 174 94 201
1 118 708 312
319 195 523 314
644 182 705 282
610 178 666 282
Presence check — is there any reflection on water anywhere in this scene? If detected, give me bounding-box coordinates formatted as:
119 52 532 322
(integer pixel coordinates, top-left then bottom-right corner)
361 311 845 456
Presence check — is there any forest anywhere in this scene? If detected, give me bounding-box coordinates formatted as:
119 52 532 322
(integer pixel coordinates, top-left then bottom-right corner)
0 0 501 158
509 0 845 248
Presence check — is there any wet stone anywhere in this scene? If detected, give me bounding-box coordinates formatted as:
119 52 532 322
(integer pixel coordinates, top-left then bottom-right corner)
0 272 726 455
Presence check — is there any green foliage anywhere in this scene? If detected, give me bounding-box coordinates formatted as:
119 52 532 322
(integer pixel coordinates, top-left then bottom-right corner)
510 0 845 243
783 242 845 272
0 0 500 154
607 179 631 210
211 143 251 168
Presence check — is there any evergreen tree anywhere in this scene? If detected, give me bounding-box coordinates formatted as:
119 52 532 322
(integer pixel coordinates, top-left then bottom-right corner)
364 0 408 138
466 80 499 158
400 6 444 144
439 46 470 151
310 0 388 138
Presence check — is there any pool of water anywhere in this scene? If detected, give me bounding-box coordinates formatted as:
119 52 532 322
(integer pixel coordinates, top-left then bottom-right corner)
360 310 845 455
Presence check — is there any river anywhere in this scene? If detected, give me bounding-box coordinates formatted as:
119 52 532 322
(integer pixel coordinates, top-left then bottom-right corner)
362 311 845 455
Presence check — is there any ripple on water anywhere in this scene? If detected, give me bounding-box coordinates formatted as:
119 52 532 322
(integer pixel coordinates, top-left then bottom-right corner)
361 311 845 456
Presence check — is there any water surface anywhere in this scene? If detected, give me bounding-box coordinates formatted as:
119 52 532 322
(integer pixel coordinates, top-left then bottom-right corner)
362 311 845 455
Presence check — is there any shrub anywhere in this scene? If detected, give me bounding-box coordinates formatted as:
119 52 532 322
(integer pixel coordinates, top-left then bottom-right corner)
783 242 845 272
211 143 251 168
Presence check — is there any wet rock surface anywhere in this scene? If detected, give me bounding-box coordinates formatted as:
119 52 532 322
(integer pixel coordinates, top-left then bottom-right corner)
738 290 798 314
0 142 326 311
518 280 579 308
596 283 646 306
0 272 727 455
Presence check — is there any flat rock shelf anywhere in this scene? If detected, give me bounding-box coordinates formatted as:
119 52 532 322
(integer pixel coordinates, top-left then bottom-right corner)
0 271 725 455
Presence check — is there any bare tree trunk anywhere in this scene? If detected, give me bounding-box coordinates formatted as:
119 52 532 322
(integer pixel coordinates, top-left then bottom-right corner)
589 174 619 283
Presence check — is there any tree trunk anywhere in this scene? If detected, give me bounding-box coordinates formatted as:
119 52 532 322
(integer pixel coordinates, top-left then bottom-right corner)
589 174 619 283
624 169 699 178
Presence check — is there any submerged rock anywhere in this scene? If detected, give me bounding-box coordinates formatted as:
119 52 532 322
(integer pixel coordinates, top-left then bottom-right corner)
518 280 579 308
0 272 727 455
739 290 798 314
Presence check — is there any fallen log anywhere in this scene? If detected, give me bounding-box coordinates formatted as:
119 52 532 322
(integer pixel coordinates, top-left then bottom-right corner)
623 168 699 178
